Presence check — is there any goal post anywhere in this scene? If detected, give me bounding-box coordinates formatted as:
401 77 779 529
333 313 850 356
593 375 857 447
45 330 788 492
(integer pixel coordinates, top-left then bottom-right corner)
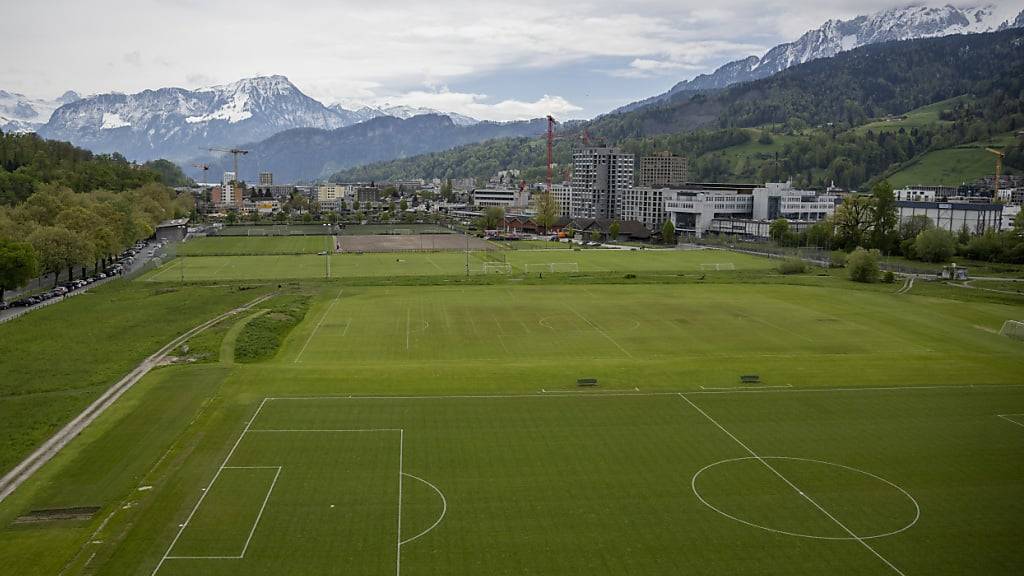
999 320 1024 341
550 262 580 273
525 263 552 273
700 263 736 271
482 262 512 274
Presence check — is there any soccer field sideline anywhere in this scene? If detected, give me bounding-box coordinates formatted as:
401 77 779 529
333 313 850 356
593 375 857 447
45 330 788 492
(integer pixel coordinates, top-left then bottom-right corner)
148 382 1024 576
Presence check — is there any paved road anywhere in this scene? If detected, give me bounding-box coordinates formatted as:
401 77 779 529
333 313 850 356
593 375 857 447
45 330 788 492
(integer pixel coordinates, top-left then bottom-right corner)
0 292 275 503
0 241 169 325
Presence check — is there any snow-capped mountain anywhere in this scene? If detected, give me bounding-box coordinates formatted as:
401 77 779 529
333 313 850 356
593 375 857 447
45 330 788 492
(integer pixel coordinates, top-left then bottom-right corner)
616 3 1024 113
38 76 351 161
35 74 481 161
330 102 479 126
0 90 80 132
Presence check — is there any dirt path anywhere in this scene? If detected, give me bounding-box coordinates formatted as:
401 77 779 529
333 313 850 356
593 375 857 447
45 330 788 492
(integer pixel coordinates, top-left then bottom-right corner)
219 309 269 365
0 292 275 503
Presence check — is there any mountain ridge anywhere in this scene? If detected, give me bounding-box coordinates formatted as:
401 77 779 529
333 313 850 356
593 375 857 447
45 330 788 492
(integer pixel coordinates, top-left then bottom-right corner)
614 3 1024 114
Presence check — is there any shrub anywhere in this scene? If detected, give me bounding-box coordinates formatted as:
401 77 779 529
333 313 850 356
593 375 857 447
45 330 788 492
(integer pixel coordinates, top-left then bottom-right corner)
883 270 896 283
847 247 881 283
829 250 847 268
912 228 956 263
777 258 807 275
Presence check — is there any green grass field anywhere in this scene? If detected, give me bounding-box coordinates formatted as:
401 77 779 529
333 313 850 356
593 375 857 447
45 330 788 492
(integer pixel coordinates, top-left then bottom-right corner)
885 133 1017 188
2 250 1023 575
181 236 332 256
143 249 772 282
853 95 973 135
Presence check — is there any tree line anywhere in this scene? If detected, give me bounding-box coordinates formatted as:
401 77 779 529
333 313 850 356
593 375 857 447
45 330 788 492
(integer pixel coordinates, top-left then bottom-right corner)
767 181 1024 267
0 130 190 205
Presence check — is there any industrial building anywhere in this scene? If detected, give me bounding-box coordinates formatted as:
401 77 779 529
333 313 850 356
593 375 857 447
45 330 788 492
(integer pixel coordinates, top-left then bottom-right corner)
896 201 1002 234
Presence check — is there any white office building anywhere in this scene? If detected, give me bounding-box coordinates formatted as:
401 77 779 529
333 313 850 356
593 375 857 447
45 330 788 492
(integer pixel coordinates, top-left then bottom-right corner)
472 188 529 209
618 187 670 230
664 181 837 238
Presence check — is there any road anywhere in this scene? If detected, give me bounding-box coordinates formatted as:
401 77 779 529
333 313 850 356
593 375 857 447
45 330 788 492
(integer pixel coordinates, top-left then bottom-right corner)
0 240 169 325
0 292 275 503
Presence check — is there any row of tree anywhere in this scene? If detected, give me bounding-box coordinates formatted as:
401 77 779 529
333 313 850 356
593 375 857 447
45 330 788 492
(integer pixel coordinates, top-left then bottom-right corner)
0 183 193 299
769 181 1024 264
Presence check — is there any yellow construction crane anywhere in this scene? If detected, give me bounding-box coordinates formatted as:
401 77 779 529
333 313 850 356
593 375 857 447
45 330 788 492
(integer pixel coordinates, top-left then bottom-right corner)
986 147 1004 199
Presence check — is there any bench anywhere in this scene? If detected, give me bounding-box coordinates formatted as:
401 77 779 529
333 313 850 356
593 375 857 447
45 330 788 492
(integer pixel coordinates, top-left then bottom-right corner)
740 374 761 384
576 378 598 387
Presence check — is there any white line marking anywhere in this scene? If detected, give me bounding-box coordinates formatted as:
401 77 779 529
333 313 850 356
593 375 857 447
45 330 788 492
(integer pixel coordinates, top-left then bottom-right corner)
294 288 343 363
341 318 352 337
692 456 920 540
678 394 907 576
239 467 281 557
997 414 1024 428
262 382 1024 401
249 428 403 433
405 307 411 351
396 428 404 576
565 304 634 359
399 473 447 546
151 398 269 575
700 384 793 390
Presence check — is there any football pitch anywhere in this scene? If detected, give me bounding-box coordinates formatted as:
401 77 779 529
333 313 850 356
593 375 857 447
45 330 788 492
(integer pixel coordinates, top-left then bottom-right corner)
4 261 1024 576
180 236 333 256
146 388 1024 576
142 248 773 282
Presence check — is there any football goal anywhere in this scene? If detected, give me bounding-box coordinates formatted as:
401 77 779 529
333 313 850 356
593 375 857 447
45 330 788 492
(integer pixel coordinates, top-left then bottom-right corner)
391 228 414 235
700 263 736 271
999 320 1024 341
483 262 513 274
247 228 270 236
525 262 580 273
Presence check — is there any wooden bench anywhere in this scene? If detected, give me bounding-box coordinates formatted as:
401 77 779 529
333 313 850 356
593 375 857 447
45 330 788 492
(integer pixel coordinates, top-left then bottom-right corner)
740 374 760 384
576 378 598 387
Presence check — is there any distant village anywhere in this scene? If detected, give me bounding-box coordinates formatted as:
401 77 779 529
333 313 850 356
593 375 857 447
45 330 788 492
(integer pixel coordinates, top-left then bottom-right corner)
189 148 1022 243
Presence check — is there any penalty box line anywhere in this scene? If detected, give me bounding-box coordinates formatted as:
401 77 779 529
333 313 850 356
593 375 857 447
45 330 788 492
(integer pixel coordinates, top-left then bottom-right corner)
678 393 907 576
152 400 406 576
997 414 1024 428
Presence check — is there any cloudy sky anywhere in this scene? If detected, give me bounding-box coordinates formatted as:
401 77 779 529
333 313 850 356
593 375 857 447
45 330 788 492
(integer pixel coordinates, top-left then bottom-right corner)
1 1 1019 120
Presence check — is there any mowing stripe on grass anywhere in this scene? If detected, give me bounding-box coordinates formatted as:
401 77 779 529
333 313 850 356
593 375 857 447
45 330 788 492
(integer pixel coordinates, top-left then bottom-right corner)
678 393 907 576
294 288 343 363
565 303 634 359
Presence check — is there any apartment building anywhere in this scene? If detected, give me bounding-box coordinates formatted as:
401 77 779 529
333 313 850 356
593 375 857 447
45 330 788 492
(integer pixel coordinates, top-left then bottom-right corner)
639 152 688 187
570 147 634 219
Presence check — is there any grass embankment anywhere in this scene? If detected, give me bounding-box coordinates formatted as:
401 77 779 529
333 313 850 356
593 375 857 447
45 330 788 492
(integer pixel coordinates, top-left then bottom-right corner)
0 281 271 476
234 293 311 362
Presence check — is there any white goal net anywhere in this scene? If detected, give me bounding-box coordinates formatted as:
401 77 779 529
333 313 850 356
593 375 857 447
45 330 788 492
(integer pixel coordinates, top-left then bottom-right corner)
525 262 579 273
700 263 736 271
999 320 1024 341
247 228 269 236
483 262 512 274
550 262 579 273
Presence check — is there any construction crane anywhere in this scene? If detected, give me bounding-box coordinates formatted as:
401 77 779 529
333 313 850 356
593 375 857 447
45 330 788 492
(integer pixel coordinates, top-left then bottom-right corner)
191 163 209 182
206 147 249 183
546 115 557 194
986 147 1005 199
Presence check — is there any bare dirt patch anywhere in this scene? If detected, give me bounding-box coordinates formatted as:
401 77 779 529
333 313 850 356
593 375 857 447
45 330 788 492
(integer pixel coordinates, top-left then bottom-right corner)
14 506 100 524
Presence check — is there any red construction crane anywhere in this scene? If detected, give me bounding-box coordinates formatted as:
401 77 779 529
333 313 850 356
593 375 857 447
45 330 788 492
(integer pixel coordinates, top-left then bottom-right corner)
546 115 557 194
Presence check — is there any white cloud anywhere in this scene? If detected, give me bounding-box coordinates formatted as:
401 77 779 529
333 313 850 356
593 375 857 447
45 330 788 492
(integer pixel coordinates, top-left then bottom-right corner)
0 1 992 116
370 88 582 122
